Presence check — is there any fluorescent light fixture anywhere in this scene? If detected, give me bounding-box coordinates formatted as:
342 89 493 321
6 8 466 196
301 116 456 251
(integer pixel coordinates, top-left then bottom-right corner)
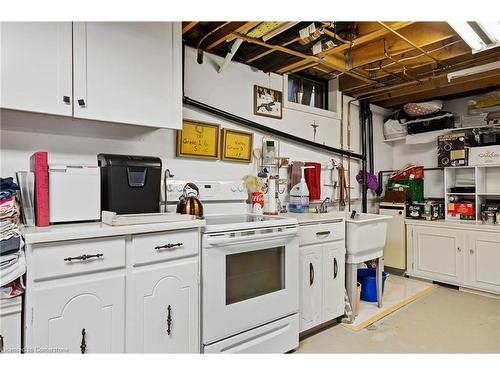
449 21 500 53
447 61 500 82
478 21 500 43
449 21 483 51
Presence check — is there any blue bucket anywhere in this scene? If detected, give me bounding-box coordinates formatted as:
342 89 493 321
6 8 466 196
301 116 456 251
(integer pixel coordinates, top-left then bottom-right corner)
357 268 388 302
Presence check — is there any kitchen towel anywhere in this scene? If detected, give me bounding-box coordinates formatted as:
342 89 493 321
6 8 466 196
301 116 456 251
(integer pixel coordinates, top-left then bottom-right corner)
289 161 304 191
0 250 25 287
304 162 321 200
30 151 50 226
0 236 21 256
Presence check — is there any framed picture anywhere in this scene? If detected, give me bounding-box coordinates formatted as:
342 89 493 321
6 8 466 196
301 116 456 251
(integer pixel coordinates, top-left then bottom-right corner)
221 129 253 163
253 85 283 119
176 119 220 160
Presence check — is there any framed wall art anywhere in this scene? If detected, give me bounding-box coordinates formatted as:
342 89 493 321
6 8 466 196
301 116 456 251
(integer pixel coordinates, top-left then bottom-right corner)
176 119 220 159
253 85 283 119
221 128 253 163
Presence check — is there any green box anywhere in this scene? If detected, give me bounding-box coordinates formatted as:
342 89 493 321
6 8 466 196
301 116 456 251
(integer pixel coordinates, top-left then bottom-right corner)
387 179 424 202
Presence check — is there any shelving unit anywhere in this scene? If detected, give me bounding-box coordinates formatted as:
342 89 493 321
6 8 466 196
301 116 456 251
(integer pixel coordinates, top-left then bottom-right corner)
444 164 500 222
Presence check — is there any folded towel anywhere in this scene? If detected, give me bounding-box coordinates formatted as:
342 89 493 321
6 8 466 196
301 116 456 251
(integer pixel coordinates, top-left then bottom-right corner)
0 236 21 256
289 161 304 192
0 251 20 270
0 250 25 287
304 162 321 200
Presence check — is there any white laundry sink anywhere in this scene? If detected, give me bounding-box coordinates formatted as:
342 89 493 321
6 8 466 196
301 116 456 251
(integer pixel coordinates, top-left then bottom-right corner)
345 213 391 263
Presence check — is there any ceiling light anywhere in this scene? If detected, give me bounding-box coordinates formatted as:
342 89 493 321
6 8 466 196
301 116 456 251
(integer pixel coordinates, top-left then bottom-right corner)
447 61 500 82
478 21 500 43
448 21 483 51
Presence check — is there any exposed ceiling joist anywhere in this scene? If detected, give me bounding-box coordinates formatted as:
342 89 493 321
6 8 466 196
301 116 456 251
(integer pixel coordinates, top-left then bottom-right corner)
203 22 258 50
231 32 375 83
376 68 500 107
275 21 415 75
182 22 198 34
378 21 444 67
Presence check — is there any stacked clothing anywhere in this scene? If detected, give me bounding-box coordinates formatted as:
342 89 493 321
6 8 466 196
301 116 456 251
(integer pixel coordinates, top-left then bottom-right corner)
0 177 26 299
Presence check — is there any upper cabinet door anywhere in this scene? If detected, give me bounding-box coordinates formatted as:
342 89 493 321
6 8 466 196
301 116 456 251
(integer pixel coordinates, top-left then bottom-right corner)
0 22 73 115
73 22 182 128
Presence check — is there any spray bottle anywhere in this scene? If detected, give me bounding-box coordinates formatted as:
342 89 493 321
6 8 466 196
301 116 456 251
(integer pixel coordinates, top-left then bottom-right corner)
289 166 314 213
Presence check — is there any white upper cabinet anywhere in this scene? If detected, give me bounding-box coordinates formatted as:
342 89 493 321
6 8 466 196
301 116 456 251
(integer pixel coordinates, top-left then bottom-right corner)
1 22 73 116
73 22 182 128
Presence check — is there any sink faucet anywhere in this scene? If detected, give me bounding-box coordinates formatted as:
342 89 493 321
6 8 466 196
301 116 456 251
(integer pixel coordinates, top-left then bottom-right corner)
316 197 331 213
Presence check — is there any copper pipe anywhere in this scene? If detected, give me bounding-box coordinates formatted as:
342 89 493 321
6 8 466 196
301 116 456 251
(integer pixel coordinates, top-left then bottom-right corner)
378 22 444 68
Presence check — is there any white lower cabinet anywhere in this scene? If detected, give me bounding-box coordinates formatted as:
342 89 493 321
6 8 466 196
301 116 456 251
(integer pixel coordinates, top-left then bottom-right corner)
466 231 500 293
298 222 346 333
410 225 464 285
130 259 199 353
407 223 499 295
0 297 22 354
24 228 201 353
32 275 125 353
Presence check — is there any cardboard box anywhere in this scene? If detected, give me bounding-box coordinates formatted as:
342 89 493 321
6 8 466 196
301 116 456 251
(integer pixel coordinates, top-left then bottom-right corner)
437 131 469 167
447 202 475 220
469 145 500 166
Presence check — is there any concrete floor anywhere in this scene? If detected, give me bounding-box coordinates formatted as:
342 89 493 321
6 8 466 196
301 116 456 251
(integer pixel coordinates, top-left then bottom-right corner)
297 285 500 353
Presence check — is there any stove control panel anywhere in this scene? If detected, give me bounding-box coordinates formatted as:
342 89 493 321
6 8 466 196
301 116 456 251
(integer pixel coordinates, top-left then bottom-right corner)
166 180 247 202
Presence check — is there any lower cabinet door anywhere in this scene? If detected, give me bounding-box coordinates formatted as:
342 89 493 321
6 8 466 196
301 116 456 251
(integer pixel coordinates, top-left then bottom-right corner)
32 274 125 353
130 259 199 353
322 243 346 322
411 226 465 285
299 245 322 332
466 231 500 294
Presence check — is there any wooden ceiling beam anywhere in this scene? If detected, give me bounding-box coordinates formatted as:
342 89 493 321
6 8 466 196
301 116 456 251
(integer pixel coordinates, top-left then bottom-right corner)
202 22 259 50
350 52 500 98
375 70 500 107
340 39 471 93
347 22 457 71
245 36 300 63
232 32 375 83
274 21 415 75
182 22 198 34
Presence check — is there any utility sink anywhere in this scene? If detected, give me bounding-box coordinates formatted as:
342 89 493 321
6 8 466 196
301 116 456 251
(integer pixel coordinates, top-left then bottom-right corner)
345 213 391 263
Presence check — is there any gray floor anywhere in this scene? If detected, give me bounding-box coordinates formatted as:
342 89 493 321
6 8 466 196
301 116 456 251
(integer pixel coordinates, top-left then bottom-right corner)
297 285 500 353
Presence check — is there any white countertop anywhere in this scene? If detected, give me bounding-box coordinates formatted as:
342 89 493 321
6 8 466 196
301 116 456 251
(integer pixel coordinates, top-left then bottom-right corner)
279 211 346 224
405 218 500 232
21 218 206 245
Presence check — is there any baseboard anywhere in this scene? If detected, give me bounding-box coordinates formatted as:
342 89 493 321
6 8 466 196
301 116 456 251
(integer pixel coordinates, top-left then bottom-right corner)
459 287 500 300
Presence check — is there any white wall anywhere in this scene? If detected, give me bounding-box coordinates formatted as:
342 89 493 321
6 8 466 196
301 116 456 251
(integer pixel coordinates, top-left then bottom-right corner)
0 46 392 213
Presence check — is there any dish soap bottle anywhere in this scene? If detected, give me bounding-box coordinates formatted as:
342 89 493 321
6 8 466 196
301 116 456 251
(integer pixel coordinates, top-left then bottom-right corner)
289 166 314 213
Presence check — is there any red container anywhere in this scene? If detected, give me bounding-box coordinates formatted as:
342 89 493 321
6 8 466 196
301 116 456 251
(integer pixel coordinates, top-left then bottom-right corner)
448 202 475 216
391 165 424 180
251 192 264 208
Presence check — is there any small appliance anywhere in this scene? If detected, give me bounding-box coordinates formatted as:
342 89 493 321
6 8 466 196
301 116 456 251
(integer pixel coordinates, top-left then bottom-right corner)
98 154 162 214
48 164 100 223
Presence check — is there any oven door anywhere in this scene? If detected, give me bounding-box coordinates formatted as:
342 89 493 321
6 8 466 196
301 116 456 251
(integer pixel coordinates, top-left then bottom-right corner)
202 225 299 345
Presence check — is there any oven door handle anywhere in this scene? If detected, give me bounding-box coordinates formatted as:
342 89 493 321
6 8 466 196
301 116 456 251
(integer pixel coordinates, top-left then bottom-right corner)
206 227 298 246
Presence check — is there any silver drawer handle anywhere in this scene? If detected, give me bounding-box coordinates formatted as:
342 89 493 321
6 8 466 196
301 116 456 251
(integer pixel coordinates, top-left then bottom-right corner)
316 231 331 237
64 254 103 262
155 242 183 251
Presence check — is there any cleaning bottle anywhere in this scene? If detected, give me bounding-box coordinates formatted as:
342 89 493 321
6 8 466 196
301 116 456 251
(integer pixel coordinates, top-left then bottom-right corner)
289 166 314 213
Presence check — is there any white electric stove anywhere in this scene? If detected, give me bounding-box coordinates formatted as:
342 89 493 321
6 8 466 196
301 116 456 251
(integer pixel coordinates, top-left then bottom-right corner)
166 180 300 353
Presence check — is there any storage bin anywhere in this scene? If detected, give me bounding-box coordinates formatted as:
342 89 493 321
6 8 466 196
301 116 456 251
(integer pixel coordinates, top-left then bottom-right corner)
357 268 388 302
387 179 424 202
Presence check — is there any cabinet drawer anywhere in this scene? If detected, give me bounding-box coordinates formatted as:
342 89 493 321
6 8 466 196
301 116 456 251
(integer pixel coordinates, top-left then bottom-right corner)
299 221 344 246
32 237 126 281
132 230 199 266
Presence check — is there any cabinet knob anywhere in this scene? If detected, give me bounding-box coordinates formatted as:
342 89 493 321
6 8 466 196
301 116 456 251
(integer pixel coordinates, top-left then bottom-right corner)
457 247 461 252
78 99 86 107
80 328 86 354
63 96 71 104
470 249 474 255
